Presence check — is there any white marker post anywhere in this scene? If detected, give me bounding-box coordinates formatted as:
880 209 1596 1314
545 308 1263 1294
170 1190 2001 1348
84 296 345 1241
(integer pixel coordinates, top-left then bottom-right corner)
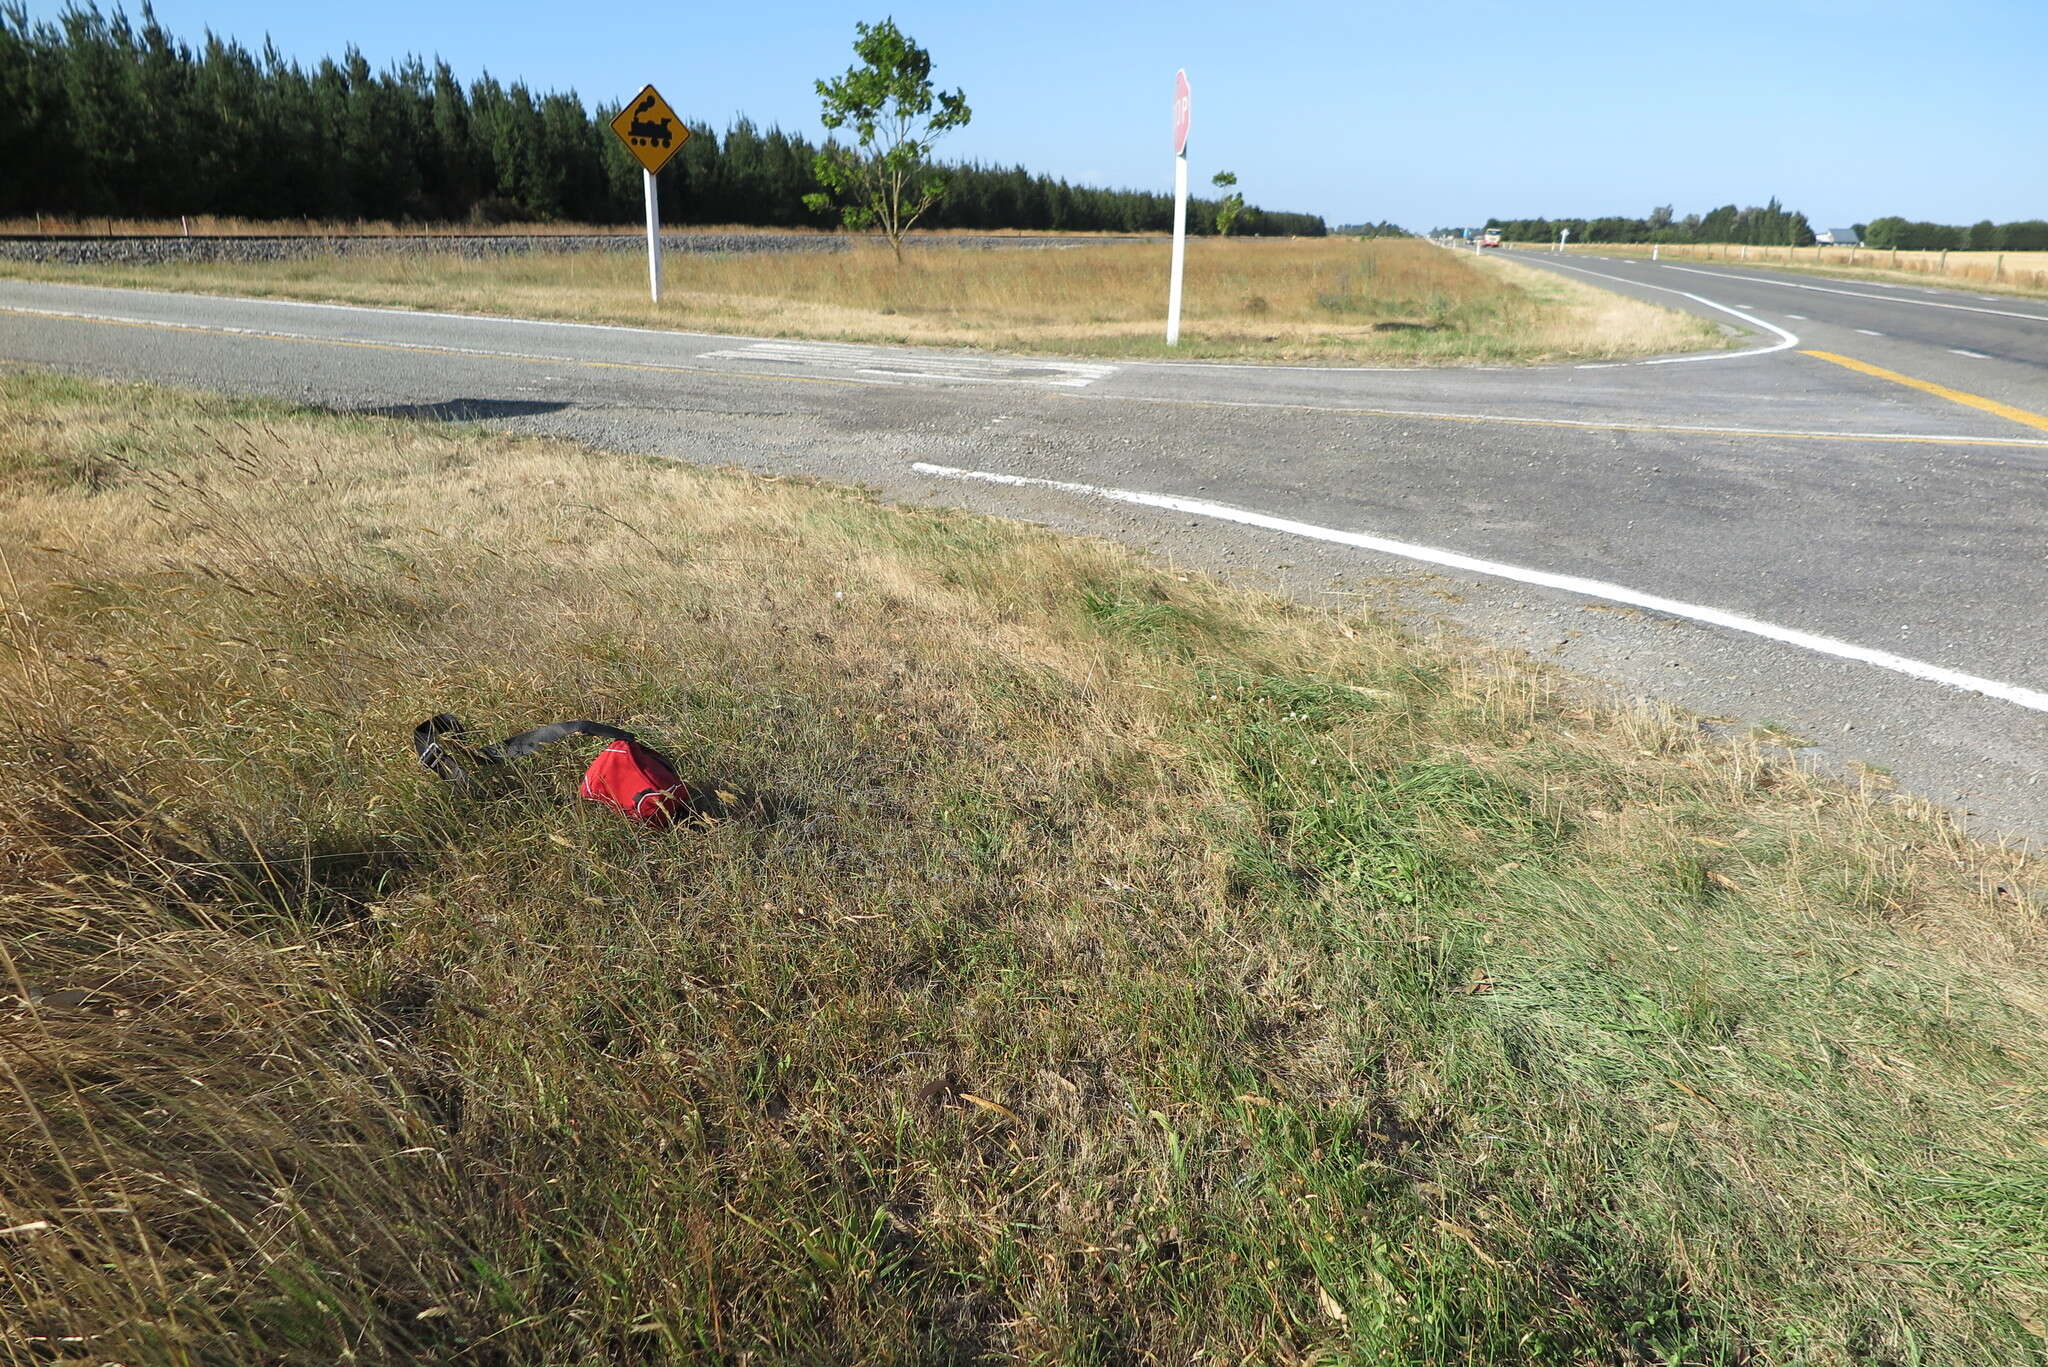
1558 227 1570 254
1166 69 1191 346
643 169 663 303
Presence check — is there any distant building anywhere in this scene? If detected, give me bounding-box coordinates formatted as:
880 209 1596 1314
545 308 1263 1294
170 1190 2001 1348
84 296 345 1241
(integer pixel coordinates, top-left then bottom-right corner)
1815 228 1861 246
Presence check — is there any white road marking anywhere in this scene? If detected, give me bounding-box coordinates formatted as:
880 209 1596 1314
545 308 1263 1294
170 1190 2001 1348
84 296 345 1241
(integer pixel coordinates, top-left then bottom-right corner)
1655 264 2048 324
1856 328 1885 336
1161 255 1803 373
1951 348 1992 359
911 461 2048 714
1526 257 1801 365
1785 314 1808 320
697 339 1116 388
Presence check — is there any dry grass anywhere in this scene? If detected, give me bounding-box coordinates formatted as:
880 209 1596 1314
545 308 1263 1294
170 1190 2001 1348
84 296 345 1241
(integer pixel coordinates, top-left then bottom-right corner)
0 236 1726 364
1533 240 2048 299
5 369 2046 1364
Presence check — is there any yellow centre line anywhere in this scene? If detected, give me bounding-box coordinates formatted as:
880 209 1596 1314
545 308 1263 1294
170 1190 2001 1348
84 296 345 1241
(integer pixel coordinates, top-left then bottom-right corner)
1802 349 2048 434
1052 389 2048 449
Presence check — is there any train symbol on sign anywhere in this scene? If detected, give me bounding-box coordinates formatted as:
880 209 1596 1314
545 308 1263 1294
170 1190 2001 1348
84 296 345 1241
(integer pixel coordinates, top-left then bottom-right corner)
609 83 690 173
626 93 673 148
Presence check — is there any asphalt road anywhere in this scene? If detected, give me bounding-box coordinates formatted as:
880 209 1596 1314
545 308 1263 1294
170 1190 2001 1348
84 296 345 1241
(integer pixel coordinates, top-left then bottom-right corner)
2 260 2043 838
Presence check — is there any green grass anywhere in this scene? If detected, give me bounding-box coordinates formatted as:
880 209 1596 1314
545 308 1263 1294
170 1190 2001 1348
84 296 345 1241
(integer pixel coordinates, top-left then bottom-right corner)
3 369 2046 1363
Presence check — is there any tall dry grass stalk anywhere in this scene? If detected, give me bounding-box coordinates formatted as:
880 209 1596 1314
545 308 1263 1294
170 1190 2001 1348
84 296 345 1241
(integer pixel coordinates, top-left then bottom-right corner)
3 371 2044 1363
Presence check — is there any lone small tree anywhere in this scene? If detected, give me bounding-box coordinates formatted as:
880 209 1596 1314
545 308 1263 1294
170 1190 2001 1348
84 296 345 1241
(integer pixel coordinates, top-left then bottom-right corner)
1211 170 1246 236
804 19 971 262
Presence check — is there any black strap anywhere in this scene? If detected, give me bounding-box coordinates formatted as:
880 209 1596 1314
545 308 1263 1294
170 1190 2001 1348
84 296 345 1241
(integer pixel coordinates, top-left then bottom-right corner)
414 715 658 788
482 720 638 761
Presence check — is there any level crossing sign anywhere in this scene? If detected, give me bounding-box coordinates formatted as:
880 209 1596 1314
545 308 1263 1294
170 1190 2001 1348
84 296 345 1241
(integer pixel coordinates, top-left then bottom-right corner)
610 85 691 175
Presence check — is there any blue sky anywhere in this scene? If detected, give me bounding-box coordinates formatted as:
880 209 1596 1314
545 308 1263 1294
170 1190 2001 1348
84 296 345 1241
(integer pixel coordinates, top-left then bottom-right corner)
32 0 2044 229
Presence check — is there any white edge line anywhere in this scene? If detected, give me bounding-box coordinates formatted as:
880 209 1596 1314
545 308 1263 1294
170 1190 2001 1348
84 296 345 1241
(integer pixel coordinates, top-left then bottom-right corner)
1129 256 1795 374
1655 264 2048 323
1524 257 1800 364
910 461 2048 715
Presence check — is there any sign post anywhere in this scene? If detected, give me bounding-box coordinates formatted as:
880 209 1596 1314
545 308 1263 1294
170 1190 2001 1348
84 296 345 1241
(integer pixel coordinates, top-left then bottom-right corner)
643 169 662 302
1166 69 1191 346
608 84 691 304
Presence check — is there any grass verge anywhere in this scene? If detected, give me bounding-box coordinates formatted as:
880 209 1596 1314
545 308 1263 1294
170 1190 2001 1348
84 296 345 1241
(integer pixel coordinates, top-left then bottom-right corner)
4 369 2044 1364
0 236 1725 364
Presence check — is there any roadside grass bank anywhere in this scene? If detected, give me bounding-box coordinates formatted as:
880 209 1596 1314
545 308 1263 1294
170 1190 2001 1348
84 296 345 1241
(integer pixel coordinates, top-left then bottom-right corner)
0 236 1725 364
1526 241 2048 300
5 369 2045 1365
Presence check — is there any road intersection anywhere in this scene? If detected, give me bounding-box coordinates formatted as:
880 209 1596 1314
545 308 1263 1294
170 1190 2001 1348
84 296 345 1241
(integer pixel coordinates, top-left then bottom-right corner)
2 257 2042 834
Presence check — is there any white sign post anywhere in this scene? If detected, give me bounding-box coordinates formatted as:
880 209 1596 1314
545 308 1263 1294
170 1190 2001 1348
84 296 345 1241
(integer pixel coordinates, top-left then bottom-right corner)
1557 227 1570 254
1166 69 1191 346
643 169 663 303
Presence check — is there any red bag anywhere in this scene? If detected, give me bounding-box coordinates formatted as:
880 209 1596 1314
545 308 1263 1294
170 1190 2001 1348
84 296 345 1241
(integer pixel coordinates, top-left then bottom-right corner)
414 714 691 827
578 738 690 827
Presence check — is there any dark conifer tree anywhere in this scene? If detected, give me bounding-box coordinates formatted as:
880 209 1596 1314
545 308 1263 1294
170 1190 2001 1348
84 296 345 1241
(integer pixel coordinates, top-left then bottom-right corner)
0 4 1329 235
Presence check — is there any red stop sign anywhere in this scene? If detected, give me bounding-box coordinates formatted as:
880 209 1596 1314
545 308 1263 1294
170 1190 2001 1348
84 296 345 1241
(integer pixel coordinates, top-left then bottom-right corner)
1173 69 1190 156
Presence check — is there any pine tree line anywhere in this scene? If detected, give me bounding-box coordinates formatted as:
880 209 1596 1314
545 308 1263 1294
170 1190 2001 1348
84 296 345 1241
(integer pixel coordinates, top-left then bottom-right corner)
0 4 1327 237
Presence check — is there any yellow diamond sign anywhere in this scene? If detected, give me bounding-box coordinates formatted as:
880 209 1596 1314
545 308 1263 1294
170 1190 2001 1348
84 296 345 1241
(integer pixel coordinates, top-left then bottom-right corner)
610 84 690 175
